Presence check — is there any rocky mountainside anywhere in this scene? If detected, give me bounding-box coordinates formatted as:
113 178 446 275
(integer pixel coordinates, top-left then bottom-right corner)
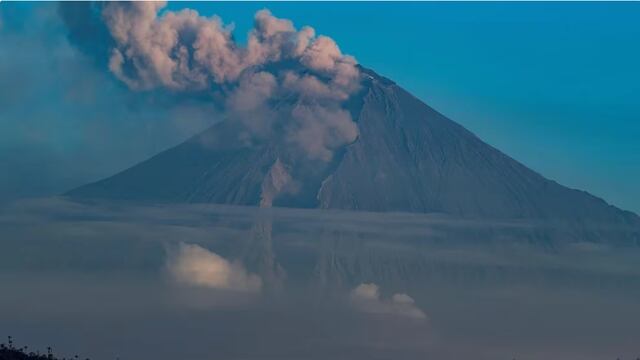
67 68 638 224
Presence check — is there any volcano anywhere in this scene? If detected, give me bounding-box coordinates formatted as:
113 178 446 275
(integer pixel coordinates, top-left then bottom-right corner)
67 68 638 224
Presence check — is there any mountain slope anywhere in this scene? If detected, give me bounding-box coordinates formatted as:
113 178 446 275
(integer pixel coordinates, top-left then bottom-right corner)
67 69 638 223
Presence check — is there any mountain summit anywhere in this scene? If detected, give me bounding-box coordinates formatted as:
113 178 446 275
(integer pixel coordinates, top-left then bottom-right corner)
67 68 637 223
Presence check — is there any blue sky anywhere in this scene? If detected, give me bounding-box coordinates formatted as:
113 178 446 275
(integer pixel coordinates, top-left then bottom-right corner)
1 2 639 213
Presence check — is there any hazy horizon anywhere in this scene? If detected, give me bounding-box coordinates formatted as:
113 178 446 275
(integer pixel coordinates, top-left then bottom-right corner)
1 2 639 359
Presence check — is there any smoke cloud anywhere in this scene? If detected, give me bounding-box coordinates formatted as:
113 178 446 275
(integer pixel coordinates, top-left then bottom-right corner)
260 158 296 208
168 242 262 293
99 2 361 161
350 283 427 320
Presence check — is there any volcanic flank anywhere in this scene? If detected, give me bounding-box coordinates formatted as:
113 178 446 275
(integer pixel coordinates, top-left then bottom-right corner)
65 2 638 225
66 67 636 223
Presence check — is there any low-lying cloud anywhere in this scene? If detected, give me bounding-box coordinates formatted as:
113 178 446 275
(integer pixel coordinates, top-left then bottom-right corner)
3 198 640 360
167 242 262 293
350 283 427 320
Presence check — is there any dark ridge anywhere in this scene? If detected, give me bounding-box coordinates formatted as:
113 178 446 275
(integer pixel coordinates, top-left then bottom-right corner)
0 337 90 360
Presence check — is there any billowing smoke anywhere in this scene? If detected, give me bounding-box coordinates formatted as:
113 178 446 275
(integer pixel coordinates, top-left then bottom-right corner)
167 242 262 293
350 283 427 320
99 2 360 162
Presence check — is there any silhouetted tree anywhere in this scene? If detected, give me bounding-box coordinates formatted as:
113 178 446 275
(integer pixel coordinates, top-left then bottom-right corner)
0 336 90 360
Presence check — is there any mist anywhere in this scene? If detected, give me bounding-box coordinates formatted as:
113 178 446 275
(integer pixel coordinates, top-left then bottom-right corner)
1 198 639 360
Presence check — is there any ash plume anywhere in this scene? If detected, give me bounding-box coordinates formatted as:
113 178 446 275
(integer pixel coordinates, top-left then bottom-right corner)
95 2 361 162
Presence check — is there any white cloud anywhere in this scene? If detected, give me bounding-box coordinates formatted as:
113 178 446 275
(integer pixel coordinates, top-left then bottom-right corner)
168 242 262 293
350 283 427 320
